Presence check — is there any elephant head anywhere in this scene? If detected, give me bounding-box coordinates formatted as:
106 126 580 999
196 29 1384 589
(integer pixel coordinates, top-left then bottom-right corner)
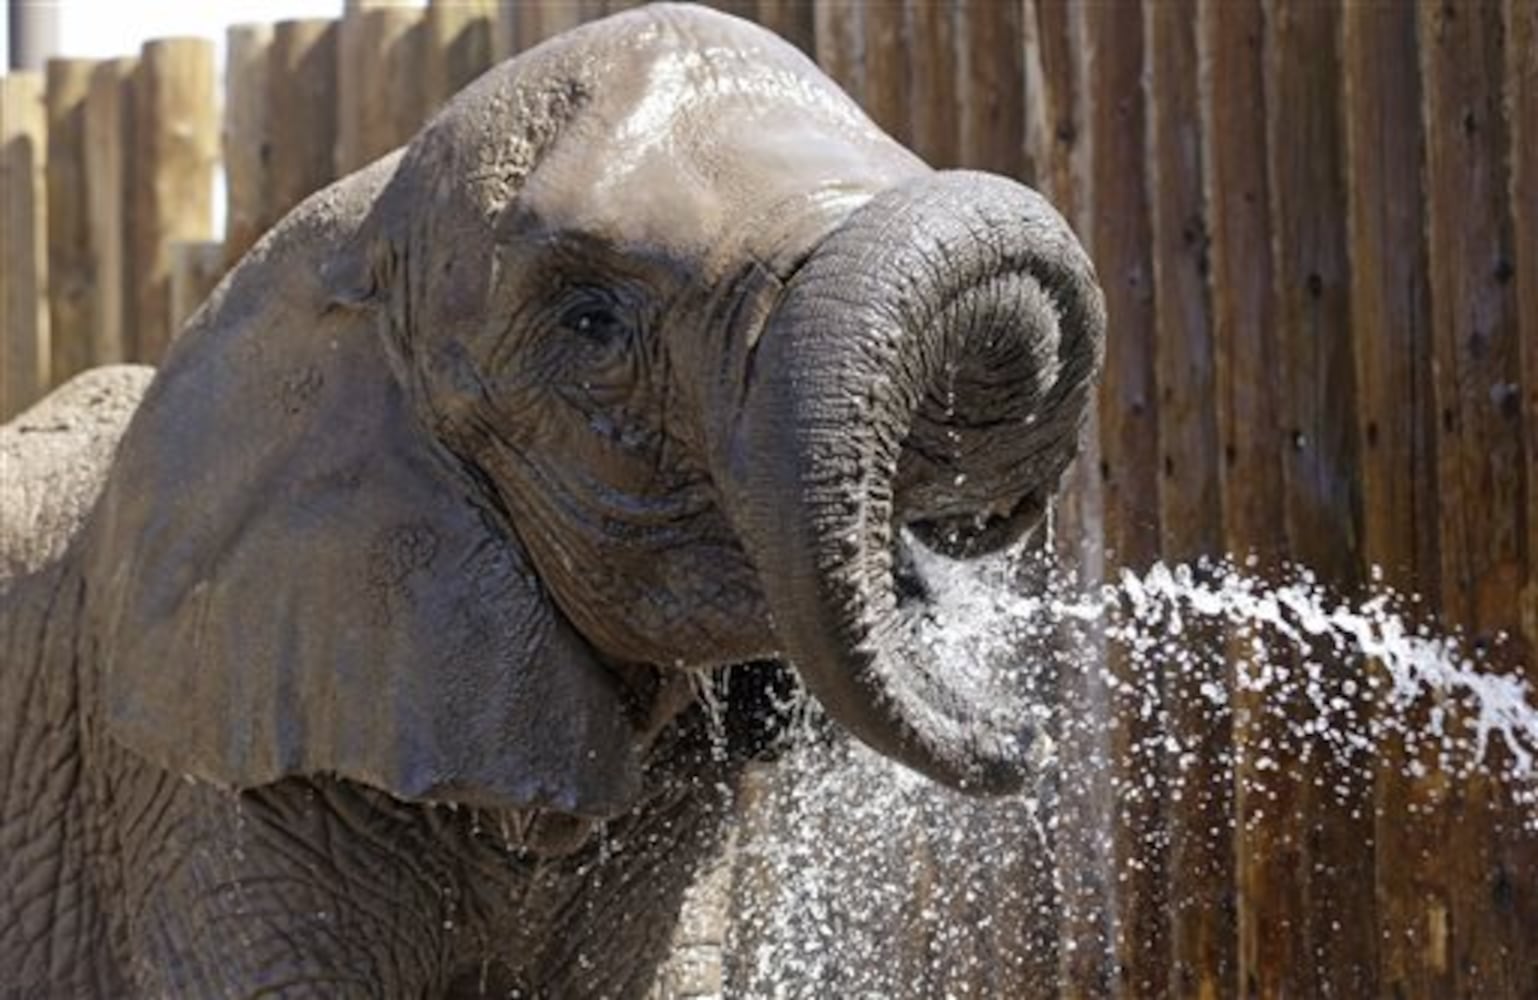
86 5 1103 826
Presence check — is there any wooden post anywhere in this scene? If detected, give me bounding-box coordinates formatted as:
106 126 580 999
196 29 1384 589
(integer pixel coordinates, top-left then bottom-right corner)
1022 6 1116 993
1144 2 1234 995
1197 2 1295 995
754 0 815 57
336 2 426 176
504 1 585 56
1420 2 1535 994
268 20 339 222
168 241 226 335
1264 1 1377 994
812 1 862 107
44 58 95 386
84 59 135 368
1341 7 1448 998
1504 0 1538 674
907 0 958 168
957 0 1026 180
424 0 498 115
1075 2 1168 995
132 38 217 363
859 0 908 145
1 72 49 419
224 24 274 265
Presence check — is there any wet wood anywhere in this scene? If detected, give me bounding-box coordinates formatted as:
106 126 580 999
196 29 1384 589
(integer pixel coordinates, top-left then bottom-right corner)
268 20 339 223
1197 3 1300 996
336 3 425 176
1145 3 1233 996
168 241 225 335
1263 3 1378 994
1419 2 1535 995
505 1 585 55
1020 7 1115 994
1022 0 1079 212
958 0 1025 180
43 59 95 386
859 1 908 146
1340 8 1449 998
754 0 815 57
84 58 135 367
1076 3 1167 996
1502 5 1538 985
812 1 863 106
1 72 49 419
224 25 274 265
424 0 498 115
132 38 217 363
1505 0 1538 674
907 0 958 168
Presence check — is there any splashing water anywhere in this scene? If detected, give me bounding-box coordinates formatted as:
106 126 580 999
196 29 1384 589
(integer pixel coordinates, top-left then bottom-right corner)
718 536 1538 997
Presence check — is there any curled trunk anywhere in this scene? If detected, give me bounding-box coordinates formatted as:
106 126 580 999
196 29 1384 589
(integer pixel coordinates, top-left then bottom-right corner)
725 171 1105 793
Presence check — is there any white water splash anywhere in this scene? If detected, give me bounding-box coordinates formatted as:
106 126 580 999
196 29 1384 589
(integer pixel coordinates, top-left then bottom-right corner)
723 539 1538 995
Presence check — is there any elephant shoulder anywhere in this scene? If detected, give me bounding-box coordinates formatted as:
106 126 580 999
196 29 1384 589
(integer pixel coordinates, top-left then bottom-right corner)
0 365 153 587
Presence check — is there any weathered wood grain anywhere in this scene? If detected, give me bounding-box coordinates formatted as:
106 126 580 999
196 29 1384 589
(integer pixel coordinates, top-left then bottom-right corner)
269 20 339 223
43 59 95 385
1341 7 1449 998
1420 3 1535 995
1263 2 1377 994
132 38 216 363
1076 3 1167 995
1145 3 1233 995
1198 2 1299 996
224 25 274 265
424 0 498 115
84 58 135 367
335 3 425 176
1 72 49 420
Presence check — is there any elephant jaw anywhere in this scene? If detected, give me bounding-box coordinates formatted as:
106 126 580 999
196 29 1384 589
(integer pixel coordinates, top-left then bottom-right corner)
722 171 1105 796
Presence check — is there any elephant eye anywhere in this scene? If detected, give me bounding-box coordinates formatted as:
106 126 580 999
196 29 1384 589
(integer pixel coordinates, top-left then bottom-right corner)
559 299 631 351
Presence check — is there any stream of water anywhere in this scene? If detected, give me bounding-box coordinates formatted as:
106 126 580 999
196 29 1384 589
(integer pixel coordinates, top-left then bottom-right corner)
719 536 1538 997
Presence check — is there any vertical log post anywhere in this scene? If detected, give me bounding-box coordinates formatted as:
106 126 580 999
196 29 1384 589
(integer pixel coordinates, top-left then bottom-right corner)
907 0 959 169
754 0 815 58
424 0 498 116
812 1 863 107
859 0 908 146
1341 7 1447 997
44 58 95 386
224 24 274 265
268 20 339 222
132 38 216 362
1076 2 1168 995
84 58 135 367
1420 3 1535 994
958 0 1026 180
336 2 426 176
1 72 49 419
168 240 226 334
1507 0 1538 696
1198 2 1296 995
1144 2 1234 995
1263 1 1378 993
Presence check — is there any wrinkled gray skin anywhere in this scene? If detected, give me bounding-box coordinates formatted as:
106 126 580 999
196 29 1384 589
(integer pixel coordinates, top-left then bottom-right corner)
0 6 1103 996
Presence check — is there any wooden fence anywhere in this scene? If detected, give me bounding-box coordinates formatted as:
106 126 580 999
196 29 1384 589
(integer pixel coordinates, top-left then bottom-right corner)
2 1 1535 997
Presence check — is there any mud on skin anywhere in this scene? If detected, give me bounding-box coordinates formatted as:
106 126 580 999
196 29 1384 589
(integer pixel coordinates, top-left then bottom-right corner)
0 4 1103 995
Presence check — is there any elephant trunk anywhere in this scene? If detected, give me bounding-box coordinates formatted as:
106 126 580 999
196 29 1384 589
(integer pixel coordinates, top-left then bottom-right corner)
725 171 1105 794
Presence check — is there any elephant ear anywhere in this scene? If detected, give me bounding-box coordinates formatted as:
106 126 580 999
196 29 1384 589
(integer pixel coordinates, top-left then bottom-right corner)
88 162 644 817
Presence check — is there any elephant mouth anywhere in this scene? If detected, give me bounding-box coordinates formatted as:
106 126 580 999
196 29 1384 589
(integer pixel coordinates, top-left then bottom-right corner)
721 171 1104 796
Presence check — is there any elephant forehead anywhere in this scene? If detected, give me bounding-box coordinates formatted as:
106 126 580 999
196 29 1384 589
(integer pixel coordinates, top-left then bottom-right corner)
520 28 924 272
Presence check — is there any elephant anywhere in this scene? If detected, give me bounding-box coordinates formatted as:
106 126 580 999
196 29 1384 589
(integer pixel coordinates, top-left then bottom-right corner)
0 4 1104 996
